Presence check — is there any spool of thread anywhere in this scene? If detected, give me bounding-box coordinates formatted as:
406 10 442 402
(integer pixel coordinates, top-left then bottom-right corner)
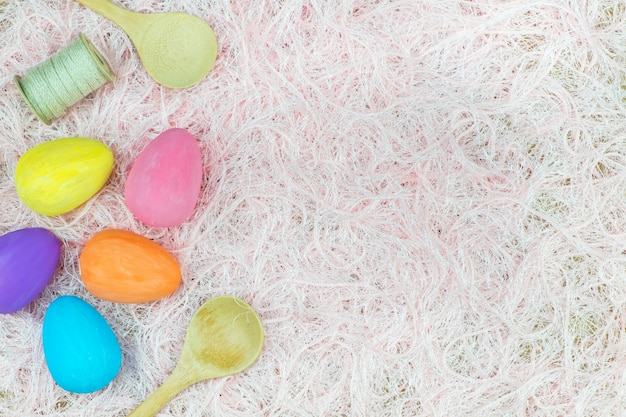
14 33 115 125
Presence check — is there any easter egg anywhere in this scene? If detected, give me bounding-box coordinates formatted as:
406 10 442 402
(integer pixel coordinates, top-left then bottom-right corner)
43 296 122 394
124 128 203 228
0 228 60 314
79 229 182 303
15 137 114 216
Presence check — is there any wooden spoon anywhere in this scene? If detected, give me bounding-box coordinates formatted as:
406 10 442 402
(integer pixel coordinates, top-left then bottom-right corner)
126 296 264 417
74 0 218 88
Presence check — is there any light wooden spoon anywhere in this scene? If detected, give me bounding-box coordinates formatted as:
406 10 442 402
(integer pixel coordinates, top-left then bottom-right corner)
126 296 264 417
74 0 218 88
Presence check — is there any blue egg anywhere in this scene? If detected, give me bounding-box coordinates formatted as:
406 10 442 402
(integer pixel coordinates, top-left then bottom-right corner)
42 296 122 393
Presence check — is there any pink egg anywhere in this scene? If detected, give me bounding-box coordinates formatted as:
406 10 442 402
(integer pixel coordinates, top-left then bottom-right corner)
124 128 203 228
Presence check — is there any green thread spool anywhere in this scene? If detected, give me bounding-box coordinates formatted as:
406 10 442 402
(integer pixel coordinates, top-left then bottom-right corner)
14 33 115 125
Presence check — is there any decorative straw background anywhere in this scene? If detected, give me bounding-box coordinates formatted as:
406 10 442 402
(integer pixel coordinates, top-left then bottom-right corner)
3 1 626 416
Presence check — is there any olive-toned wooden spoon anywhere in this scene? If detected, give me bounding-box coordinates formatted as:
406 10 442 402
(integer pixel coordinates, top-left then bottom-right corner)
126 296 264 417
74 0 218 88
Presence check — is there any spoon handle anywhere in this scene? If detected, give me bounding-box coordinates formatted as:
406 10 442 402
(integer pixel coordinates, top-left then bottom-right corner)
73 0 141 37
126 365 199 417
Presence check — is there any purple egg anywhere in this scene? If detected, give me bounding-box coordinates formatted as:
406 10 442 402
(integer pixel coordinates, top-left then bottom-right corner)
0 228 61 314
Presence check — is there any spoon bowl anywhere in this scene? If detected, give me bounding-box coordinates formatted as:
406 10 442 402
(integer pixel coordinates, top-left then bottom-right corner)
127 296 264 417
75 0 218 88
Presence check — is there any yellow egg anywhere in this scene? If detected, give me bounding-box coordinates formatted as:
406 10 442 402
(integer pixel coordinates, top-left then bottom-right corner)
15 138 114 216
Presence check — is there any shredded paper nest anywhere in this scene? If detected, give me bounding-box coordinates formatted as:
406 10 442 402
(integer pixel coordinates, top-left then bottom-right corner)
2 1 626 416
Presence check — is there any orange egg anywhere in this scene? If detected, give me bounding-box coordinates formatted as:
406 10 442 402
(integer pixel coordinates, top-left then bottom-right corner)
79 229 181 303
